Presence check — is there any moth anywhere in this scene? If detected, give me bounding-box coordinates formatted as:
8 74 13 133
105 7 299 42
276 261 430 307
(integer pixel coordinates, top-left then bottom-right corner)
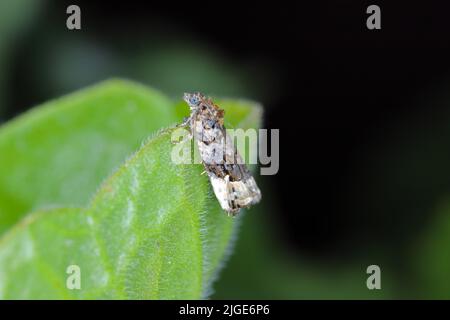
182 92 262 216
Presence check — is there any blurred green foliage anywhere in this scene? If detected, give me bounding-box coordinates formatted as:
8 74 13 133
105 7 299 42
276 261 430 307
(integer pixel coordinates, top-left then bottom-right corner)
414 199 450 299
0 0 41 119
212 186 396 299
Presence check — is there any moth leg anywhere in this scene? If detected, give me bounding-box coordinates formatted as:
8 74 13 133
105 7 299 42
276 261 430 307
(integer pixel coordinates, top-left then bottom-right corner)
173 115 195 145
171 133 192 145
172 122 193 145
178 116 192 128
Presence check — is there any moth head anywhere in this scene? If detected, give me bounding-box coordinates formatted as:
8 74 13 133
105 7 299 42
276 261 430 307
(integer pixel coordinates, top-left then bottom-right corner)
183 92 204 110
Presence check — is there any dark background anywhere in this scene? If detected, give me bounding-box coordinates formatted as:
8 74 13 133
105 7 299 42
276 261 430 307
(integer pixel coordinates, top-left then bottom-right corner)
2 0 450 298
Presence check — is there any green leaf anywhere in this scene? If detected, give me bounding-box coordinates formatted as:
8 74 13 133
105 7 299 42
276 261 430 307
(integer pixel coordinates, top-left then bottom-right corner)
0 79 175 235
0 79 262 299
0 130 234 299
0 208 102 299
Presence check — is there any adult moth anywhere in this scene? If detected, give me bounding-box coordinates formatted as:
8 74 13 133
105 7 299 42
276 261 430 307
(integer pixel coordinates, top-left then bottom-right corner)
182 92 261 216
